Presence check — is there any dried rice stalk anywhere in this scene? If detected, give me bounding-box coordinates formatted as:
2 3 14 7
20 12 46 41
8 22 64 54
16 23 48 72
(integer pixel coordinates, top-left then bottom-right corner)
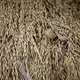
55 31 67 41
31 37 43 63
45 28 57 39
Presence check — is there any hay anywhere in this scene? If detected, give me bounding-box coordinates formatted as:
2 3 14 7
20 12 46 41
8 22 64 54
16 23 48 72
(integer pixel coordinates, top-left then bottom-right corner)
0 0 80 80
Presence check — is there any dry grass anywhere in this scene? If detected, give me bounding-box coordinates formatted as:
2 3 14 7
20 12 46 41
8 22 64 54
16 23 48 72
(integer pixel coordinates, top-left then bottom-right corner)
0 0 80 80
